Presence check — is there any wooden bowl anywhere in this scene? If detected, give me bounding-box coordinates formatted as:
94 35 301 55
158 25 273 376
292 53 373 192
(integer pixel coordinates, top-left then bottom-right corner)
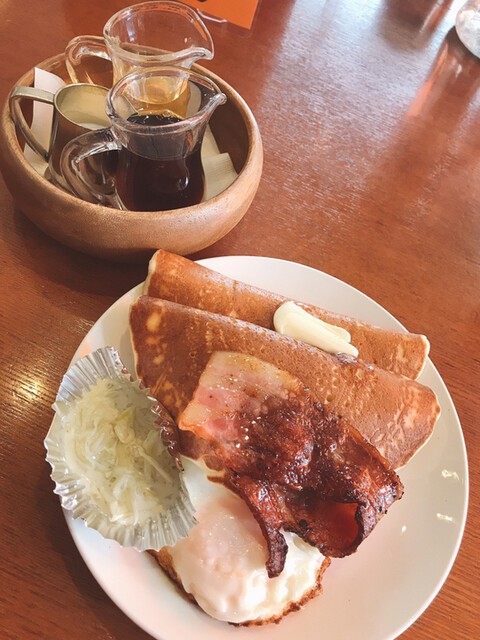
0 54 263 262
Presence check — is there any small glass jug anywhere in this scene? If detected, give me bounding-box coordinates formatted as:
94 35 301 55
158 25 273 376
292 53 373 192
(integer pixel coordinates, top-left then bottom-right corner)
60 66 226 211
66 1 214 85
456 0 480 57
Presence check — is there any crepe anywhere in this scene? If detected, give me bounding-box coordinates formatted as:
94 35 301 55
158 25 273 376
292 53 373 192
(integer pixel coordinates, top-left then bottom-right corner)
130 295 440 470
144 250 429 380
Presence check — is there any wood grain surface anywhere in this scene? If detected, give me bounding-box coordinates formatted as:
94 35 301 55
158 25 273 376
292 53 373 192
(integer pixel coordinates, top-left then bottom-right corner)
0 1 478 638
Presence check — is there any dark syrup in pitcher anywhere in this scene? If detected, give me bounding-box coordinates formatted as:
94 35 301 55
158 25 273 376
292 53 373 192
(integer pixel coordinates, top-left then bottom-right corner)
115 112 205 212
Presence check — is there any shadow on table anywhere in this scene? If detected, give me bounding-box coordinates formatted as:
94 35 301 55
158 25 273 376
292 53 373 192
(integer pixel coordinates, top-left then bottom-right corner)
378 0 455 50
361 26 480 220
4 201 147 298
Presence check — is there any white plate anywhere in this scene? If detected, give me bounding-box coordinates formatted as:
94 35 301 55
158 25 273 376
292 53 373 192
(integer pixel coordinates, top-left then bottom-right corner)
63 256 468 640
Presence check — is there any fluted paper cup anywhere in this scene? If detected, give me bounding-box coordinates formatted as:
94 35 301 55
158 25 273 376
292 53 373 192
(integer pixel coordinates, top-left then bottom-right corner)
45 346 196 551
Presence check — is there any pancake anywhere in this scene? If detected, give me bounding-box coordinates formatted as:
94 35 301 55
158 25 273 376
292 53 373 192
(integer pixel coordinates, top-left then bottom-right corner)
129 295 440 470
144 250 429 380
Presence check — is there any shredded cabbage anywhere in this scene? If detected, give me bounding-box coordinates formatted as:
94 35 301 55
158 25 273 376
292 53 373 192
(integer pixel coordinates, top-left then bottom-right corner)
63 378 179 526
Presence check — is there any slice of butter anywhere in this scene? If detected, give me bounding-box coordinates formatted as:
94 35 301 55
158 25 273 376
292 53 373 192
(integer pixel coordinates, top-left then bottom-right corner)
273 301 358 357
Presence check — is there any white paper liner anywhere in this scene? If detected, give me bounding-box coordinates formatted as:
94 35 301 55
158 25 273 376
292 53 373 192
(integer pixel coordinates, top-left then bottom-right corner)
45 346 196 551
25 68 238 201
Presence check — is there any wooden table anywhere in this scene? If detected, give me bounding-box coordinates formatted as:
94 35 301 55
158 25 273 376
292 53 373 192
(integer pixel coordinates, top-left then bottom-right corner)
0 1 478 638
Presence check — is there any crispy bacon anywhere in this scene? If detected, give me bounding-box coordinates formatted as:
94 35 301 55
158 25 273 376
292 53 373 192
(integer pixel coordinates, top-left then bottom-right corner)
178 352 403 578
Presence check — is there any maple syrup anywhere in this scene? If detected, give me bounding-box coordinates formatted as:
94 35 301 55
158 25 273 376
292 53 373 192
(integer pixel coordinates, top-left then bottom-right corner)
114 112 205 212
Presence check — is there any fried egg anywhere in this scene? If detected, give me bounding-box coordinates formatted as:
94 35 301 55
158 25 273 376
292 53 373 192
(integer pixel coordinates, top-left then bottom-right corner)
166 458 327 624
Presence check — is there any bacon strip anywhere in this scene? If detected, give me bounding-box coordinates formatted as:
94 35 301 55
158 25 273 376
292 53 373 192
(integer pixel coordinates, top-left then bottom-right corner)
178 352 403 577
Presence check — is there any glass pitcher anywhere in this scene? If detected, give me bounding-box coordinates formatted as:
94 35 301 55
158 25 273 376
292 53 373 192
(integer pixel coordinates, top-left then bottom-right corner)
66 1 215 85
456 0 480 57
60 66 226 211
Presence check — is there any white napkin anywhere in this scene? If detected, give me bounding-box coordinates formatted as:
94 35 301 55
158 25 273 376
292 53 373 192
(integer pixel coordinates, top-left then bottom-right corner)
202 147 238 201
24 68 238 201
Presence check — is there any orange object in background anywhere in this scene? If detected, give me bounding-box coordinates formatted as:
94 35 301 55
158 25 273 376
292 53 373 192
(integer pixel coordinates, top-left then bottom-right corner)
181 0 260 29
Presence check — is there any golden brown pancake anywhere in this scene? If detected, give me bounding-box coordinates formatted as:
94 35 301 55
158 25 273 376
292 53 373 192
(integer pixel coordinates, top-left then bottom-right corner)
129 296 440 470
144 250 429 380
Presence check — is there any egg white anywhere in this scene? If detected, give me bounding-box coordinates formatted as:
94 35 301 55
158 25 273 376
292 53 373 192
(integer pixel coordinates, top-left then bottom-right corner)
167 458 326 624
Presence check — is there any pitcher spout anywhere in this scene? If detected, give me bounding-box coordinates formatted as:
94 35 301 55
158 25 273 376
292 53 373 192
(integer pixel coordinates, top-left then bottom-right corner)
166 2 215 67
203 91 227 119
171 43 214 69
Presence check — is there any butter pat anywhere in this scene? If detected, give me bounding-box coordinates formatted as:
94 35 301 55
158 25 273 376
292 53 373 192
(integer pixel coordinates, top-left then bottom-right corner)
273 301 358 357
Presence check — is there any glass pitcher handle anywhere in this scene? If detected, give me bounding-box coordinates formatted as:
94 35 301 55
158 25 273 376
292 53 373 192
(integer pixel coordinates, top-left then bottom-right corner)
9 86 55 160
60 128 123 209
65 35 111 84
